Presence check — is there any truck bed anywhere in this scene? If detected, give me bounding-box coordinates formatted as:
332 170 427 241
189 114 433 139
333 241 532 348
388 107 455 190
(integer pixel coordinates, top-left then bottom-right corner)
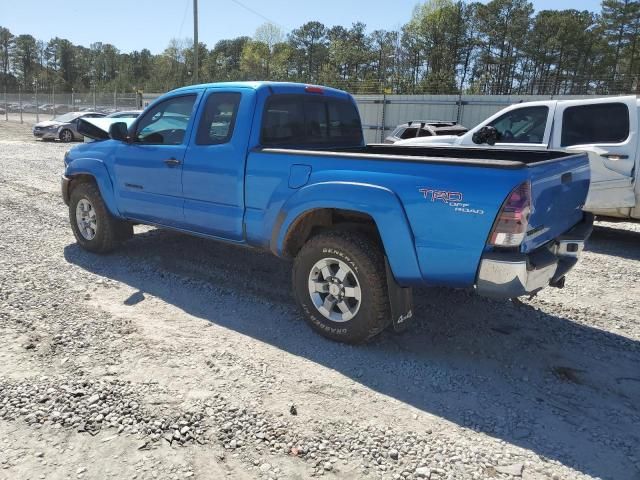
258 144 576 169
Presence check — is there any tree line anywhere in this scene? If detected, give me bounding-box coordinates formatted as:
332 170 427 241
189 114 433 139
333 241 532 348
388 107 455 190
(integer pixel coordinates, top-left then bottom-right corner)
1 0 639 96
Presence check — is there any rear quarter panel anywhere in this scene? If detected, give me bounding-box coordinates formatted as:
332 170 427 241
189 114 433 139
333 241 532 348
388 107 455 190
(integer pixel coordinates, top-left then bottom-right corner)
245 151 528 288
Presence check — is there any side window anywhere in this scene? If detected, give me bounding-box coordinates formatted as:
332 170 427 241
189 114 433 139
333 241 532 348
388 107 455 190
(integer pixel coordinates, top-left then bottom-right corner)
417 128 433 137
196 92 241 145
487 106 549 144
392 127 406 138
400 127 418 139
135 95 196 145
561 103 630 147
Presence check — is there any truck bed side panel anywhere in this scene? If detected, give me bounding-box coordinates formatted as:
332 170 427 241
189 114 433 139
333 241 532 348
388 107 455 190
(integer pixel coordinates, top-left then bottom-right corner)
244 151 527 287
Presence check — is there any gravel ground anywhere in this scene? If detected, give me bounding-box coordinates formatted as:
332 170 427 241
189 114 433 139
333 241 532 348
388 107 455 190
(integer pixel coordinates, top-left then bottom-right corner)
0 120 639 480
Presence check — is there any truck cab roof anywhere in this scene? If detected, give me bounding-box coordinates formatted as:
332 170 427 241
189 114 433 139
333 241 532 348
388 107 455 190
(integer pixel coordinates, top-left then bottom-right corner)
170 81 353 99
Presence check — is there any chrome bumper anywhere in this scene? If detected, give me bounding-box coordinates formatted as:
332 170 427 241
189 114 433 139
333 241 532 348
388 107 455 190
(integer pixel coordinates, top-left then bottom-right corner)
476 214 593 298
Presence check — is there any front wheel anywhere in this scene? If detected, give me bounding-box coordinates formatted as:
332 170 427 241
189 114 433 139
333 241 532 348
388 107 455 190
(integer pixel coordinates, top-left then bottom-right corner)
59 129 74 143
292 230 391 344
69 182 132 253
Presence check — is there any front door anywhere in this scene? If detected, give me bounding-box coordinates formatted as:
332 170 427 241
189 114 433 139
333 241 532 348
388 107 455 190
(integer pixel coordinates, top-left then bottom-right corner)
113 93 199 225
181 89 253 240
460 103 555 149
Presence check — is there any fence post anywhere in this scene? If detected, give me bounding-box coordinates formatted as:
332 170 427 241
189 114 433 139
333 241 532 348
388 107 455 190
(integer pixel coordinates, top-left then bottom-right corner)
35 82 39 123
380 91 387 143
52 82 56 118
3 87 7 122
19 86 23 124
93 87 96 112
456 91 463 124
114 89 117 110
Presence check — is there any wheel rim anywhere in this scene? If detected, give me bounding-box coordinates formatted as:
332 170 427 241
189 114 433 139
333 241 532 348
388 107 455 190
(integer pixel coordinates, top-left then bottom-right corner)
76 198 97 240
308 257 362 322
61 130 72 142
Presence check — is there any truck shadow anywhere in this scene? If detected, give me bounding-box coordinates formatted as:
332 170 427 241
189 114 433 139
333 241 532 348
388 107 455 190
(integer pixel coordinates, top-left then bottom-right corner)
63 228 640 480
586 224 640 261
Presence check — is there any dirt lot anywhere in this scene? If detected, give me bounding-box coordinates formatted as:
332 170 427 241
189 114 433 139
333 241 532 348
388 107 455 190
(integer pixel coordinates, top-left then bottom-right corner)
0 119 639 480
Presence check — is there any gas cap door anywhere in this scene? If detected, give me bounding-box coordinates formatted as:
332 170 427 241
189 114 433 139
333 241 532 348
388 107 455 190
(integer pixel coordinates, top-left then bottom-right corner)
289 164 312 189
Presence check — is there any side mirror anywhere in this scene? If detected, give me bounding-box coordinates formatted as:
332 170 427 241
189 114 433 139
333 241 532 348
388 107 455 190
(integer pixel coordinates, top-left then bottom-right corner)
472 126 499 146
109 122 130 142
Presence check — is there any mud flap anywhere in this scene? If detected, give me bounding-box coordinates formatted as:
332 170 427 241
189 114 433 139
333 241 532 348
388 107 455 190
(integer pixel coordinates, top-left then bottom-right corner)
385 258 414 333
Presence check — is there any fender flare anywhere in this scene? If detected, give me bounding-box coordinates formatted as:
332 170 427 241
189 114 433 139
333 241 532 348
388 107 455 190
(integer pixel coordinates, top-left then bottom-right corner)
272 181 423 285
65 158 120 217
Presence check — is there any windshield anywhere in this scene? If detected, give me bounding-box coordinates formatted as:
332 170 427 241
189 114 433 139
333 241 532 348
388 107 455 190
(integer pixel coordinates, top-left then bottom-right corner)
53 112 83 123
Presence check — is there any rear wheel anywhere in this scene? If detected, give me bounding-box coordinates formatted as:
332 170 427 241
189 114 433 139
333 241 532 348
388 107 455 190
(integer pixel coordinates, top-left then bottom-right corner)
59 129 73 143
292 230 391 344
69 182 132 253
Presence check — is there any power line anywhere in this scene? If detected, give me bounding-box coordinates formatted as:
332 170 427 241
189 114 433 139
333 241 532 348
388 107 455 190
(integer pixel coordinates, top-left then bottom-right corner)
228 0 285 29
176 0 191 39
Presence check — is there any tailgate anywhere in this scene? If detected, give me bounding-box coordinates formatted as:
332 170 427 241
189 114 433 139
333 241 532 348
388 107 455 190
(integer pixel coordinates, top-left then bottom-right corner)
521 153 590 253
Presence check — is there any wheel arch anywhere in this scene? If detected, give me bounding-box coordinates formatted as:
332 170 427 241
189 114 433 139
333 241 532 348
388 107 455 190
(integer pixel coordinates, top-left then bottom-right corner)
66 159 120 217
272 182 423 285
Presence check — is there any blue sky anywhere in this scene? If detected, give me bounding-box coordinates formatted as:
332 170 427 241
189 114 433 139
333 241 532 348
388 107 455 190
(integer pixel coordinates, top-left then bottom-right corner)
3 0 603 54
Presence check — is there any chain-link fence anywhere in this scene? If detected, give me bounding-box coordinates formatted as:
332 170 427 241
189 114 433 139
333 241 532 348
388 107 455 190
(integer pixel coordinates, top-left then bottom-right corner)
1 90 140 125
142 90 630 144
5 85 638 145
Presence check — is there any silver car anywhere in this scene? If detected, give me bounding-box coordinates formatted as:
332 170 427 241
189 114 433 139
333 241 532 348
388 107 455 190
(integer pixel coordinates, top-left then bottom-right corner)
32 112 106 142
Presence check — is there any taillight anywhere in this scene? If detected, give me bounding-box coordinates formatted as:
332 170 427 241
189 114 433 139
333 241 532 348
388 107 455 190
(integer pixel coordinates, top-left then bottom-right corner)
489 181 532 248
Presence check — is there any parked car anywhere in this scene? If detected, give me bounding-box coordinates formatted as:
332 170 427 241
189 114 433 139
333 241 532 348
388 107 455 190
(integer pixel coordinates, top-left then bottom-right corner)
394 96 640 221
106 110 143 119
33 111 106 142
384 120 468 144
62 82 592 344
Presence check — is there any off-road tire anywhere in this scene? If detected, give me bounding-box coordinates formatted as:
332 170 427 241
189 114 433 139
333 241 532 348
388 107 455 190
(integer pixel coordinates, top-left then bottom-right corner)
292 230 391 344
69 182 131 253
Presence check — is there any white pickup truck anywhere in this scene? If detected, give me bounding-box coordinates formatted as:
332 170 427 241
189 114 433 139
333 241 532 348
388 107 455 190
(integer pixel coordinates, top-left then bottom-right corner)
396 96 640 221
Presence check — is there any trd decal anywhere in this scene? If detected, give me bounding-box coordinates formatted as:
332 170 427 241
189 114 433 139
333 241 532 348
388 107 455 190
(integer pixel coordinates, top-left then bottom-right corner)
418 188 485 215
419 189 463 203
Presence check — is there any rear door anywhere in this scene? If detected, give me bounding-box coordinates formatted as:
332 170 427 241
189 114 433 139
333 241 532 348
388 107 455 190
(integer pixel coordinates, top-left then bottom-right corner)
113 93 199 225
552 97 637 209
181 88 254 239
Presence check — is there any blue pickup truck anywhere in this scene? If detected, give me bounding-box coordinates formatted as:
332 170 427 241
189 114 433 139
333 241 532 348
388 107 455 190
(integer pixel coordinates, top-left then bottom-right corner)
62 82 592 343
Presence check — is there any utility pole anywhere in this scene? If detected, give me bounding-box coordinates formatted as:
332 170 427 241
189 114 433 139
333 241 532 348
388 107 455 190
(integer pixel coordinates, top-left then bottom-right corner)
193 0 199 85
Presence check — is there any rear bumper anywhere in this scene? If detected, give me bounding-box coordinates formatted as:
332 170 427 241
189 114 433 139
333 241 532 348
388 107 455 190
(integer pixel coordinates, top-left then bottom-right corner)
475 214 593 298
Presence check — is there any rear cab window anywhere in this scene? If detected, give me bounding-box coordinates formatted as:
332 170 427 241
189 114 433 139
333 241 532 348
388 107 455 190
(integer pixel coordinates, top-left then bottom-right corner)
561 103 630 147
261 94 363 147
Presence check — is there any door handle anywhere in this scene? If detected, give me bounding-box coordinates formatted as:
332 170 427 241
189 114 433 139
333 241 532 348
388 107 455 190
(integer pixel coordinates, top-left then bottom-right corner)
164 158 181 167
